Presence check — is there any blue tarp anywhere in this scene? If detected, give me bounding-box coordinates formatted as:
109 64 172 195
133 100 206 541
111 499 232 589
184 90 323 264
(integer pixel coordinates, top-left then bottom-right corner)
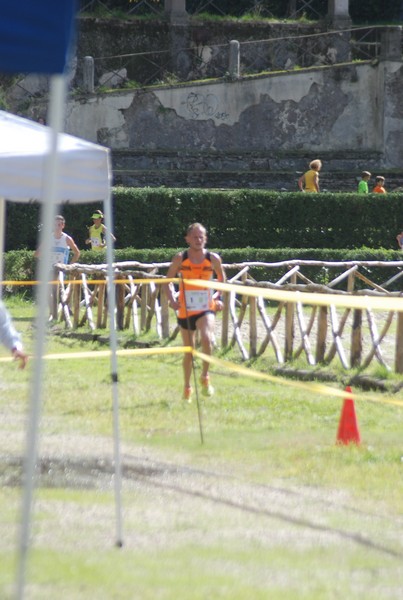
0 0 76 74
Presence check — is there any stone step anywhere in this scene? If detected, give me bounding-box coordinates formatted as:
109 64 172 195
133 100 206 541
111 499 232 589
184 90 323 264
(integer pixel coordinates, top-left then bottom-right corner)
111 149 403 191
113 168 403 192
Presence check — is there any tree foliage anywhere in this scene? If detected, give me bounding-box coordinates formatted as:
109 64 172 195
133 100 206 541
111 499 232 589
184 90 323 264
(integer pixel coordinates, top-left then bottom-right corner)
88 1 402 23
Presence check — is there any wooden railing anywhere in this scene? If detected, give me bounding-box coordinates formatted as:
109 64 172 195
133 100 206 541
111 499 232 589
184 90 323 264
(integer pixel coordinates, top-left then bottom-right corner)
55 260 403 373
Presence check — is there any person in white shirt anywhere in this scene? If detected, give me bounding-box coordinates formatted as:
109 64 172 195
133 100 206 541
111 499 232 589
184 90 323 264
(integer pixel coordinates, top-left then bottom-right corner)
35 215 80 320
35 215 80 265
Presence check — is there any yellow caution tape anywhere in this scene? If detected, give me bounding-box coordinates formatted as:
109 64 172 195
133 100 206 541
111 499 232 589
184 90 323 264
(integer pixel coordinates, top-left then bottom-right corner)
186 279 403 313
39 345 192 361
0 278 179 286
3 275 403 312
193 350 403 408
1 344 402 408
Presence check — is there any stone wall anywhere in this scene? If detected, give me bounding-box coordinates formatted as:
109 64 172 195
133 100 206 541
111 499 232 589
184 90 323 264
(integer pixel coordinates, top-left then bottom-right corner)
15 19 402 189
62 57 403 188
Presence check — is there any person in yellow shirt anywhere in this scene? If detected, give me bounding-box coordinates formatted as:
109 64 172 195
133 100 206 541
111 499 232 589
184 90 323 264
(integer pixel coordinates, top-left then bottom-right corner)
85 210 116 251
298 159 322 192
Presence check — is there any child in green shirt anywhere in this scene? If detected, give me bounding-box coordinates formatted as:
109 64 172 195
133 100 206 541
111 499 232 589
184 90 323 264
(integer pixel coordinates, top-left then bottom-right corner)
357 171 371 193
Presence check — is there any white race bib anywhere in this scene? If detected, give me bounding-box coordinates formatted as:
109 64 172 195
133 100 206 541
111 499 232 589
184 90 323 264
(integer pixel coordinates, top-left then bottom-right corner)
185 290 209 311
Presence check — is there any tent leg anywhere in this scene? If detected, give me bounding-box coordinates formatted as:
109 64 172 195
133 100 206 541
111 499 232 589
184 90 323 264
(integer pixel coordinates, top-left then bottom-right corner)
16 73 67 600
104 190 124 547
0 197 5 299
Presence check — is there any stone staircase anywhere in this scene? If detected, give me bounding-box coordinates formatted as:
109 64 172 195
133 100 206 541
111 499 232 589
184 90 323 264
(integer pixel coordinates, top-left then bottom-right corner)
112 149 403 192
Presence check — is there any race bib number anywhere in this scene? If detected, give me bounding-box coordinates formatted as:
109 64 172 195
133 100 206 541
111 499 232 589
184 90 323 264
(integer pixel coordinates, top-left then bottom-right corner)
185 290 209 311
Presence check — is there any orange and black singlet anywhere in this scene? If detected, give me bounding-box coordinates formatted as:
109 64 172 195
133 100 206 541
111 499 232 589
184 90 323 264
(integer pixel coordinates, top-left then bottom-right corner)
177 250 215 319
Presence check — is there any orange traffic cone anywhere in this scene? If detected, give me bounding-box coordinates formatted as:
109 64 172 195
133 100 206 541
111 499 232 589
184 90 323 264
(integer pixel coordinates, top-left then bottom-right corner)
336 386 361 445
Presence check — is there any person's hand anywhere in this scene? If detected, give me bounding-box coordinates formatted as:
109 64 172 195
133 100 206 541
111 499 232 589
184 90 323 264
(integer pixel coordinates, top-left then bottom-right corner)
215 299 224 312
213 293 224 311
85 238 91 245
168 299 180 311
12 348 29 369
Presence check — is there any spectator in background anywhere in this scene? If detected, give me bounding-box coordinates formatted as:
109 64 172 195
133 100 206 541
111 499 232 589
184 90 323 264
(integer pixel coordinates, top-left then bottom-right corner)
85 210 116 251
35 215 80 320
35 215 80 266
357 171 371 193
298 159 322 193
396 231 403 250
373 176 386 194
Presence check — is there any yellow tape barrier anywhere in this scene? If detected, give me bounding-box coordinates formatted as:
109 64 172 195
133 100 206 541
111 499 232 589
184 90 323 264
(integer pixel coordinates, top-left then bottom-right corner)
4 276 403 312
193 350 403 408
0 346 191 363
1 344 402 408
0 278 178 286
187 279 403 313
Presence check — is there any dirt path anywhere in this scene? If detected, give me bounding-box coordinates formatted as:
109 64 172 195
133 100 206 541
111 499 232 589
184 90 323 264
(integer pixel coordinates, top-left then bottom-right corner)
2 425 403 558
1 416 403 598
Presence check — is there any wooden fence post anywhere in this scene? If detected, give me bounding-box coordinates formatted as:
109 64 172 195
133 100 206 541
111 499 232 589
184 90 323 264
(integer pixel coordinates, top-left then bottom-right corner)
284 271 296 360
160 282 170 338
316 306 328 362
395 312 403 373
140 283 149 331
221 291 229 348
51 275 58 322
249 295 257 357
116 279 125 331
350 309 362 367
72 274 80 329
97 280 105 329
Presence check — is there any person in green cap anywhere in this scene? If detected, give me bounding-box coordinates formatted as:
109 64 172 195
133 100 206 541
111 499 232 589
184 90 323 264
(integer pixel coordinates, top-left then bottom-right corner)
85 209 116 251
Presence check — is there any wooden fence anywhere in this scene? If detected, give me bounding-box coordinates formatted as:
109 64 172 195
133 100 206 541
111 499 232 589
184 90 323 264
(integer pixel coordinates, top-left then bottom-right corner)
54 260 403 373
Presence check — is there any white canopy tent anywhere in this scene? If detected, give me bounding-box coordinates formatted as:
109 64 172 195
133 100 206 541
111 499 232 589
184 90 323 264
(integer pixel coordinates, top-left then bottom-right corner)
0 110 110 200
0 106 123 595
0 109 113 281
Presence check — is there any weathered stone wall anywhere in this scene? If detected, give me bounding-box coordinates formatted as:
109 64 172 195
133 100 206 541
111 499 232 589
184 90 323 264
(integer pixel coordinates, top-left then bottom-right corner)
383 62 403 167
120 64 377 152
64 59 403 174
15 18 402 189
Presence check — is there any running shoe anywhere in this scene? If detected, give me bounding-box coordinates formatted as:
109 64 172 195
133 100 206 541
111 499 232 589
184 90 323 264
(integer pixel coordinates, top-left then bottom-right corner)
200 375 214 397
182 386 193 403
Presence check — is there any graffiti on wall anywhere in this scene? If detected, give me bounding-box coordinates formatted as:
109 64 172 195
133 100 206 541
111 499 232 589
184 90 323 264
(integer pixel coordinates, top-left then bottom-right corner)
182 92 229 121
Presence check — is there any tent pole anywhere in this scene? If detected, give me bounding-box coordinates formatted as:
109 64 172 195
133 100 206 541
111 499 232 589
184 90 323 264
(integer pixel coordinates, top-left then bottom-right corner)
16 73 66 600
0 197 5 299
104 185 124 547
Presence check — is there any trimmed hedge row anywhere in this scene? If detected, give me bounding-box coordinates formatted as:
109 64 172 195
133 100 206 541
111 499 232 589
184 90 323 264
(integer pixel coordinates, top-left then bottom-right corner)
4 246 403 298
5 188 403 252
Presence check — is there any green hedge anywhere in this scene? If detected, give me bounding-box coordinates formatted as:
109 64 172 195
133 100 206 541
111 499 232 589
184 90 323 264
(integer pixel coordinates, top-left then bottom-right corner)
6 188 403 253
110 188 403 250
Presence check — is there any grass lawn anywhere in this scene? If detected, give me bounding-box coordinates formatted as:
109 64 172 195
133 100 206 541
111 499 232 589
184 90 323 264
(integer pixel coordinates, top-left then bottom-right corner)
0 298 402 599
